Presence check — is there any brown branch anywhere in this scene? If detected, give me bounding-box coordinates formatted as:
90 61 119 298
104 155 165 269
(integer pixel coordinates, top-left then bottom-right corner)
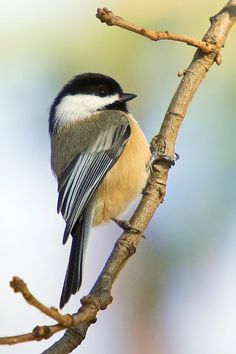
0 277 72 345
10 277 74 327
0 278 105 345
96 7 218 55
1 1 236 352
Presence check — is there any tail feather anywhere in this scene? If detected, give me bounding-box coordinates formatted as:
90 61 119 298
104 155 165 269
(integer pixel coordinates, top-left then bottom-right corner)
59 203 94 309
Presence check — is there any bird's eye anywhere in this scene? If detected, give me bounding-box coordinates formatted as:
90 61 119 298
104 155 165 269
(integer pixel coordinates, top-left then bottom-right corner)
98 89 108 97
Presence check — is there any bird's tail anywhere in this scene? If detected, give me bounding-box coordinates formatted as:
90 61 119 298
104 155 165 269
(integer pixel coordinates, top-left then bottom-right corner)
59 203 94 309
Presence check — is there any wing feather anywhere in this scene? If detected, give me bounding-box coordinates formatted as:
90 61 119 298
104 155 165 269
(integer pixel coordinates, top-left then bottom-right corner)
57 121 131 244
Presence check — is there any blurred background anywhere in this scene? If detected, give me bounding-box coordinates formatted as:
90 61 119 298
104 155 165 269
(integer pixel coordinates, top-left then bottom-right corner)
0 1 236 353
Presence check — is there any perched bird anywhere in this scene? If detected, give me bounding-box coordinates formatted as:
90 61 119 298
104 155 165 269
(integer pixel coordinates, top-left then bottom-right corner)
49 73 151 308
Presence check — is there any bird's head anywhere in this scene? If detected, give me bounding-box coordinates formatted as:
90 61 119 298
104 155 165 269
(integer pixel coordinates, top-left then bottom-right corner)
49 73 137 135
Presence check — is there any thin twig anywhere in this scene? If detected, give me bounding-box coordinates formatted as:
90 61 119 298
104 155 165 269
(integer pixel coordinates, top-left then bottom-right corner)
96 7 218 54
10 277 74 327
0 279 104 345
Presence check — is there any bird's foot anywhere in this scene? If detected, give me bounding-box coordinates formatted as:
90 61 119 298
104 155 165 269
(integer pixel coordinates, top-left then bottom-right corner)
112 218 141 234
149 136 179 167
149 151 179 168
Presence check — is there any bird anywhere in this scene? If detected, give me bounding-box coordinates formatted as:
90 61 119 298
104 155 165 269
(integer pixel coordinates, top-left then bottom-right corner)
49 73 151 308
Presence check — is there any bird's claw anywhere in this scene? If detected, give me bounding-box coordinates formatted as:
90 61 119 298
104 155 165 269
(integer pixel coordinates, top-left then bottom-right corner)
149 151 179 167
112 218 141 234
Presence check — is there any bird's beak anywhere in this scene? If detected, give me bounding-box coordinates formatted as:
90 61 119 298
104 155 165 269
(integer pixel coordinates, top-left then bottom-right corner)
118 93 137 102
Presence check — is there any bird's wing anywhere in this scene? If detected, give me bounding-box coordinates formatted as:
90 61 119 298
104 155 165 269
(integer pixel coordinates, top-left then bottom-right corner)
57 118 131 243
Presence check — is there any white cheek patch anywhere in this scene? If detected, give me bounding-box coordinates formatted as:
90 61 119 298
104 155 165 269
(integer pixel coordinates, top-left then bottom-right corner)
54 93 119 127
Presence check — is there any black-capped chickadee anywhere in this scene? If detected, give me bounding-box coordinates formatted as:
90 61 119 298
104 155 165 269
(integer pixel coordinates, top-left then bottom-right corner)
49 73 151 308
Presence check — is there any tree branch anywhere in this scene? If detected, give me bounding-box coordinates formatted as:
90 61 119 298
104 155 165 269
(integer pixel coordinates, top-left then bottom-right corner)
1 1 236 352
10 277 74 327
96 7 218 54
0 278 105 345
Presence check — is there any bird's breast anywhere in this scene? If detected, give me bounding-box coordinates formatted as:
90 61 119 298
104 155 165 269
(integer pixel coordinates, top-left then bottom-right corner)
93 116 151 225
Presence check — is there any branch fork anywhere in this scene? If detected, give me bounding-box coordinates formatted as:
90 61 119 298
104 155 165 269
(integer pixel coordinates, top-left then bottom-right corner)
96 7 221 59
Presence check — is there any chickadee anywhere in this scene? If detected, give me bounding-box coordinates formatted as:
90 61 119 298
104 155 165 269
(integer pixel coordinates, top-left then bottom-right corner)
49 73 151 308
